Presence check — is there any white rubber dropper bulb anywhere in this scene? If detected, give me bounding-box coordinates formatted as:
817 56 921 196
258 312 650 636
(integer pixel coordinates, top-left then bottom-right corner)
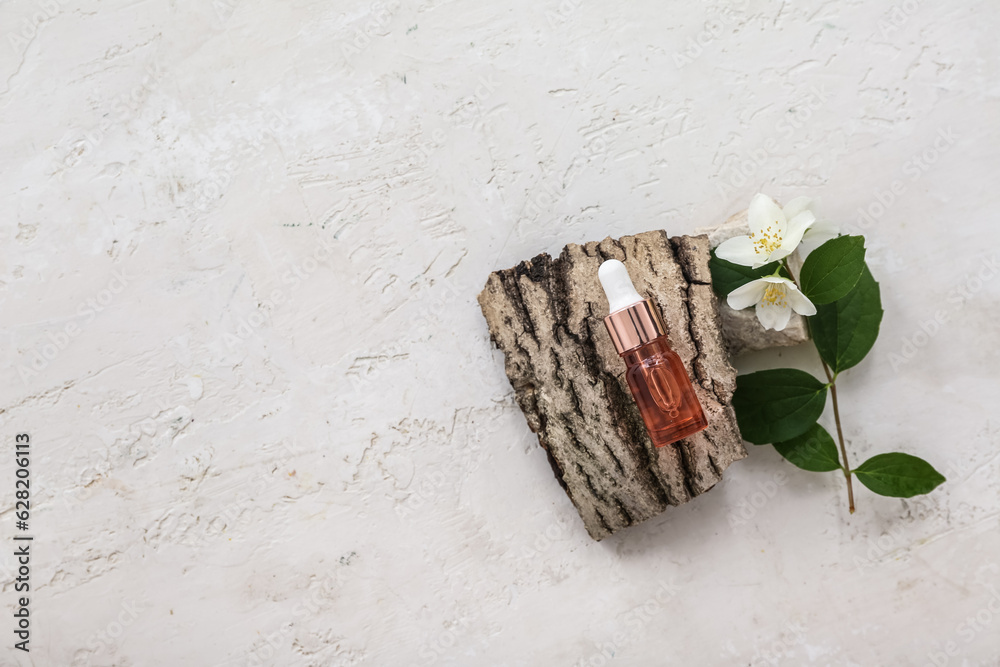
598 259 644 313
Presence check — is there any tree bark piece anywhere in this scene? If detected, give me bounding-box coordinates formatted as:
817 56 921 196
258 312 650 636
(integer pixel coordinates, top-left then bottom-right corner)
478 231 746 540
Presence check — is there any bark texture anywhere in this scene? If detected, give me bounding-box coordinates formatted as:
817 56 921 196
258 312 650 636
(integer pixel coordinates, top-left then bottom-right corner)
478 231 746 540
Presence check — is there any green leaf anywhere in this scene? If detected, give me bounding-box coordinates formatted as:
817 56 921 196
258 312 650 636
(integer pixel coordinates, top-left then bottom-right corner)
732 369 828 445
708 251 781 298
799 235 867 304
854 453 946 498
773 423 842 472
810 264 883 373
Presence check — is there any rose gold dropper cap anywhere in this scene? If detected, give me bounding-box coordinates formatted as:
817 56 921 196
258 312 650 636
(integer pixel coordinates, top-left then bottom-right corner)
598 259 666 355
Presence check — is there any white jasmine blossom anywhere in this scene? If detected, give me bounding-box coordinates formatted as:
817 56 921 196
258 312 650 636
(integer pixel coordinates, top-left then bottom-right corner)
782 196 840 256
727 275 817 331
715 193 817 268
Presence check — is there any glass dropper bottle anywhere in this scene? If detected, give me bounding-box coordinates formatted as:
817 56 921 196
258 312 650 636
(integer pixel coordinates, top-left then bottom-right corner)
598 259 708 447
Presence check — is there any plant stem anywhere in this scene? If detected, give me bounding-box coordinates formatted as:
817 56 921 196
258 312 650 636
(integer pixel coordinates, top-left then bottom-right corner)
782 260 797 283
821 359 856 514
784 257 856 513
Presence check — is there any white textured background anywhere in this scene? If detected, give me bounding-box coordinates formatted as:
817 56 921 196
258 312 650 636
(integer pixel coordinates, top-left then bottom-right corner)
2 0 999 665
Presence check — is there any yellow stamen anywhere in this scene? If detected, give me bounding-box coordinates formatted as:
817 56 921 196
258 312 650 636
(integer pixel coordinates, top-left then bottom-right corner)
762 283 789 308
749 220 783 256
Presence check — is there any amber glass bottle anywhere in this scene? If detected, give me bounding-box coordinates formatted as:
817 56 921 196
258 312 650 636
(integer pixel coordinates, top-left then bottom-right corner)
599 260 708 447
622 337 708 446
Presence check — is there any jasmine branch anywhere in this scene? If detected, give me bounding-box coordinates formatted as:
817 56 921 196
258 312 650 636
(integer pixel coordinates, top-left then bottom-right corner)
712 193 945 513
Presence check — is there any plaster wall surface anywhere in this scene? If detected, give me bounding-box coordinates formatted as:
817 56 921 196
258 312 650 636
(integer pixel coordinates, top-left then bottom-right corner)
1 0 999 665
